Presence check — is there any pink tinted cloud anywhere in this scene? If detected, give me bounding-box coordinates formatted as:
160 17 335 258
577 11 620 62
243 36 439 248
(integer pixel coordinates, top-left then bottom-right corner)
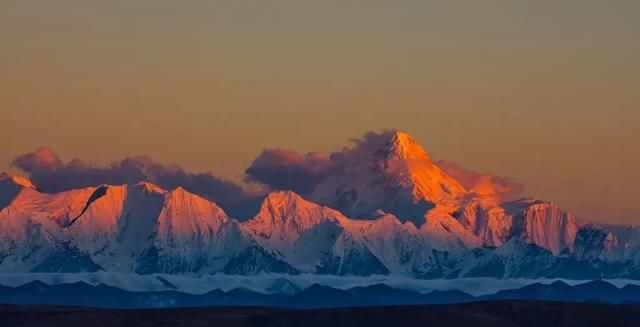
435 160 524 200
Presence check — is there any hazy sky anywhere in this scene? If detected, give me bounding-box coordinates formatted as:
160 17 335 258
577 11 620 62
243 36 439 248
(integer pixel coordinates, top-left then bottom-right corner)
2 1 639 224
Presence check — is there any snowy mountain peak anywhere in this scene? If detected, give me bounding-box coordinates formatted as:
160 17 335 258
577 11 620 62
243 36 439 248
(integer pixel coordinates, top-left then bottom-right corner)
132 181 165 194
377 131 431 162
250 191 343 227
2 132 638 278
165 186 189 197
243 191 345 256
311 132 466 223
163 186 228 217
262 190 306 206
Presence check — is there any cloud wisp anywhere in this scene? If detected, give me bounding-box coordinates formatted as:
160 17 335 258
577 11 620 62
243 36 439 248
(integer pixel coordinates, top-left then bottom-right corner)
434 160 525 200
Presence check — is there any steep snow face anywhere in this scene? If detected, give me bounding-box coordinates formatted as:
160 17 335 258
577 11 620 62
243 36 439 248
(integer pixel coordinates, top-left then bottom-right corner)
309 132 583 256
3 185 99 228
243 191 439 276
138 187 247 274
0 175 107 272
243 191 349 272
0 181 251 274
377 131 432 162
304 132 584 256
505 199 579 255
243 191 345 248
155 187 235 255
421 207 483 249
455 198 512 247
378 132 467 205
61 183 165 272
0 209 59 272
452 197 581 254
0 182 98 272
343 215 429 275
311 131 466 224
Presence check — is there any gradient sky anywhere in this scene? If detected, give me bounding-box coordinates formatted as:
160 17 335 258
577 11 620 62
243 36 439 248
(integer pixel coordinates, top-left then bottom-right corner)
2 1 639 224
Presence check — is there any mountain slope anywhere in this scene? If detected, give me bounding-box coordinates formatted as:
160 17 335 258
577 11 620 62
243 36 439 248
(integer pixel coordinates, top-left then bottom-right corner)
311 131 466 224
243 192 393 275
0 181 251 274
0 131 638 278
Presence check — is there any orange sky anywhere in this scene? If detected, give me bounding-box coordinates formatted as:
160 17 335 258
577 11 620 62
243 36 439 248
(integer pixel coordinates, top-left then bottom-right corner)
2 1 639 224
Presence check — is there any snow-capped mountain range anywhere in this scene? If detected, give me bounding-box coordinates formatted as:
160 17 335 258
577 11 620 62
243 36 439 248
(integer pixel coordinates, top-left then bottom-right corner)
1 132 639 279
